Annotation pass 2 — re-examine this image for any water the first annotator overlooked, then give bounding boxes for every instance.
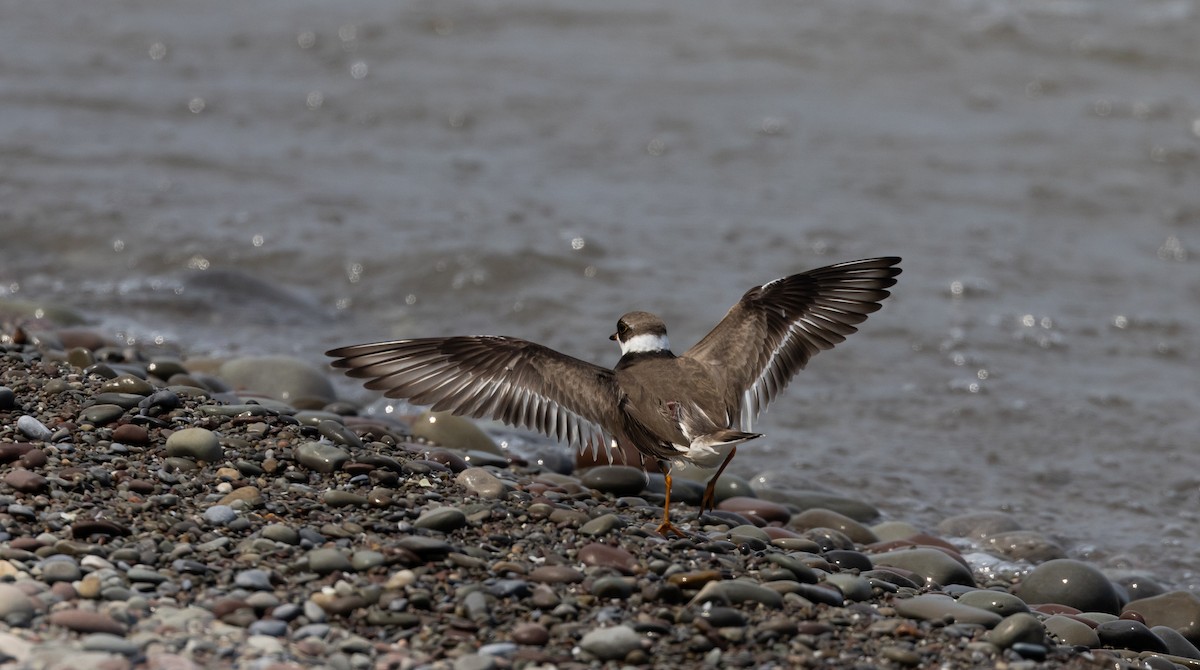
[3,0,1199,586]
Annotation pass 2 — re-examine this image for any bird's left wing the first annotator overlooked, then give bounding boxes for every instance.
[327,337,623,460]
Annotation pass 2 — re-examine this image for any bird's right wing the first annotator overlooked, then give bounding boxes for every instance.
[327,336,623,461]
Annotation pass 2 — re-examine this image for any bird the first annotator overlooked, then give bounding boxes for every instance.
[326,256,901,537]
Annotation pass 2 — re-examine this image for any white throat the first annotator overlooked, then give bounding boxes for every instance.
[619,332,670,355]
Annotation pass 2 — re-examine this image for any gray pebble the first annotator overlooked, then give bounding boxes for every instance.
[590,576,635,599]
[463,450,508,468]
[0,585,36,629]
[248,619,289,637]
[581,465,649,496]
[824,573,873,602]
[318,419,363,449]
[477,642,518,657]
[894,594,1003,627]
[956,590,1030,617]
[78,404,125,425]
[235,569,274,590]
[765,554,819,584]
[453,653,497,670]
[218,356,336,404]
[351,550,386,571]
[203,505,237,526]
[1095,619,1167,653]
[1150,625,1200,658]
[936,511,1023,539]
[580,513,626,537]
[751,487,880,522]
[128,568,169,583]
[579,624,643,661]
[165,427,223,462]
[690,580,783,609]
[1044,614,1100,648]
[294,441,350,473]
[16,415,52,441]
[40,558,82,583]
[80,633,140,655]
[456,467,507,499]
[308,548,354,574]
[414,506,468,532]
[411,411,502,454]
[983,530,1066,563]
[99,374,155,396]
[1014,559,1120,614]
[986,612,1047,649]
[871,548,975,588]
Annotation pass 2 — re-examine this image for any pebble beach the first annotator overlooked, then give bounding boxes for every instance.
[1,320,1198,670]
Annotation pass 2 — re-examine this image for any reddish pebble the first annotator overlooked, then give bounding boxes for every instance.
[511,622,550,645]
[48,609,126,635]
[111,423,149,445]
[717,496,791,524]
[19,448,47,468]
[577,543,639,575]
[529,566,585,584]
[3,469,48,493]
[762,526,802,540]
[0,443,34,463]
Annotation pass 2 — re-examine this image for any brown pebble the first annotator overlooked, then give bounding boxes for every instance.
[717,496,791,524]
[210,598,251,618]
[218,486,264,507]
[71,519,132,539]
[19,449,48,468]
[578,542,639,575]
[48,609,126,635]
[0,443,35,463]
[529,565,584,584]
[511,622,550,645]
[667,570,723,589]
[3,469,48,493]
[111,423,149,445]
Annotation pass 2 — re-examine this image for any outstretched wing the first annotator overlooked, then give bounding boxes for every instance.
[682,257,901,428]
[327,337,623,460]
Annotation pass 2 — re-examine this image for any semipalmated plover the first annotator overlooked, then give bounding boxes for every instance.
[327,256,901,536]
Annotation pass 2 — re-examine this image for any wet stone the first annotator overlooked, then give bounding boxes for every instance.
[579,624,643,661]
[1124,591,1200,647]
[308,548,354,574]
[591,576,636,599]
[983,530,1066,563]
[765,553,818,584]
[894,594,1003,627]
[789,508,879,544]
[1015,559,1120,615]
[529,566,585,584]
[294,441,350,473]
[16,416,52,441]
[690,580,783,609]
[78,404,125,425]
[579,512,625,537]
[110,424,149,445]
[753,488,880,522]
[987,612,1047,649]
[1043,614,1101,648]
[414,507,468,532]
[165,427,223,462]
[937,511,1023,540]
[581,466,649,496]
[870,548,974,587]
[4,469,48,493]
[48,609,126,635]
[1095,619,1167,653]
[411,411,501,455]
[318,419,363,449]
[957,590,1030,617]
[456,467,506,499]
[578,542,639,574]
[1150,626,1200,659]
[511,622,549,645]
[100,374,155,396]
[717,496,790,524]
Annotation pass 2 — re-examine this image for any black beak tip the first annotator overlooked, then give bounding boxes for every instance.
[609,333,618,341]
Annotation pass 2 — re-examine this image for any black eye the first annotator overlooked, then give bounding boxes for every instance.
[617,322,628,334]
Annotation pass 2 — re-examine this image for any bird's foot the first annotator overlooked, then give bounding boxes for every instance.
[655,519,693,539]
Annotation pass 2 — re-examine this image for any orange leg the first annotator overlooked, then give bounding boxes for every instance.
[700,445,737,514]
[655,463,689,538]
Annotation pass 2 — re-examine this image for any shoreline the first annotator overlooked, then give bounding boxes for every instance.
[0,323,1198,669]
